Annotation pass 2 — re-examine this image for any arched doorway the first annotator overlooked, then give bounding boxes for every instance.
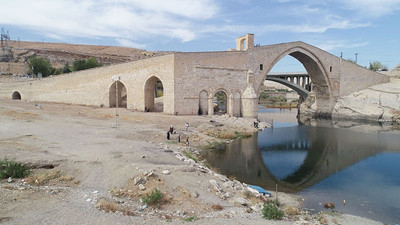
[109,81,127,108]
[144,76,164,112]
[213,90,228,115]
[198,90,208,115]
[12,91,21,100]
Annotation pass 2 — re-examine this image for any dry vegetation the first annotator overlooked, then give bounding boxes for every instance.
[211,204,223,211]
[1,110,41,120]
[25,169,78,186]
[201,127,252,140]
[96,199,135,216]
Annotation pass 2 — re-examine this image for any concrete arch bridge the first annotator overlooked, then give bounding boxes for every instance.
[265,72,311,100]
[1,34,389,119]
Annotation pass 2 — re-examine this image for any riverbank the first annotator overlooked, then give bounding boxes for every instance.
[329,77,400,125]
[0,99,382,224]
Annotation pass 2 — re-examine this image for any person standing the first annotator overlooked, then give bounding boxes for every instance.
[185,122,189,132]
[186,137,189,146]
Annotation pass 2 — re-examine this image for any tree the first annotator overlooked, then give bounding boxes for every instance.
[84,57,101,69]
[62,63,72,73]
[72,58,101,71]
[27,56,52,77]
[72,59,86,71]
[369,61,387,71]
[51,67,63,75]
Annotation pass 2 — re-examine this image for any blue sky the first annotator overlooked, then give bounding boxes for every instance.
[1,0,399,71]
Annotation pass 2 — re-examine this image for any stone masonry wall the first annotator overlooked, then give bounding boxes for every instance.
[173,51,249,115]
[0,54,176,113]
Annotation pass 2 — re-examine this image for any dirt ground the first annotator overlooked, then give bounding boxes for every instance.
[1,41,173,75]
[0,99,383,225]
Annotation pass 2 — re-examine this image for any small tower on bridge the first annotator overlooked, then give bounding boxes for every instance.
[236,33,254,51]
[242,70,258,118]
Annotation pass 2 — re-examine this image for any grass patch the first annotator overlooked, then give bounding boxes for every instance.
[234,131,252,138]
[0,157,30,179]
[183,150,198,163]
[267,198,281,207]
[183,216,196,222]
[217,131,236,139]
[201,140,223,151]
[211,129,252,140]
[142,189,163,207]
[262,202,284,220]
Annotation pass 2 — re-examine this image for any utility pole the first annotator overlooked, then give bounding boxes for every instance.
[355,53,358,64]
[112,76,121,130]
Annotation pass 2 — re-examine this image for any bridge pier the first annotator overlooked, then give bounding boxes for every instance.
[242,70,259,118]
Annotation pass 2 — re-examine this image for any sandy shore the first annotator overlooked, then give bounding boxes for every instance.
[0,99,383,225]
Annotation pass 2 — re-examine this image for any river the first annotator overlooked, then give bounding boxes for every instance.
[203,106,400,224]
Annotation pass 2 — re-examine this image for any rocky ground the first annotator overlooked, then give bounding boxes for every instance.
[0,99,383,225]
[333,76,400,124]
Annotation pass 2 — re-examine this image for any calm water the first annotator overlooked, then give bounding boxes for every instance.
[204,108,400,224]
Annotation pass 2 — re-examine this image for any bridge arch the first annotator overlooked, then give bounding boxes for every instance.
[144,76,164,112]
[198,90,208,115]
[260,46,331,109]
[12,91,21,100]
[109,81,127,108]
[213,89,229,115]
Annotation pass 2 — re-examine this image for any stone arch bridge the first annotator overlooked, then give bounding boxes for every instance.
[0,34,389,118]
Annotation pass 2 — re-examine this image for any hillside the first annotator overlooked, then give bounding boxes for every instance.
[0,41,173,75]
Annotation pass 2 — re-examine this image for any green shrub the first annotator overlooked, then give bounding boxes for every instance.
[183,150,198,163]
[262,203,284,220]
[27,56,52,77]
[234,131,252,139]
[183,216,196,222]
[142,189,163,207]
[268,199,281,207]
[0,157,30,179]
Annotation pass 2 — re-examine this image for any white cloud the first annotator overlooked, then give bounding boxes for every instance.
[314,40,369,51]
[0,0,219,43]
[338,0,400,17]
[262,19,370,33]
[200,14,370,35]
[116,38,146,49]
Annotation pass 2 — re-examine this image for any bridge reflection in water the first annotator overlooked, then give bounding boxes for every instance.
[203,124,400,223]
[203,125,400,193]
